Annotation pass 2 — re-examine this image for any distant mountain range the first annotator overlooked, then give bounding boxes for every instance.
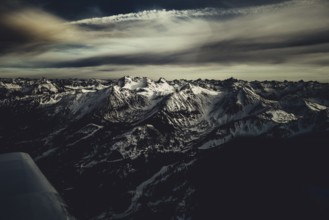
[0,77,328,219]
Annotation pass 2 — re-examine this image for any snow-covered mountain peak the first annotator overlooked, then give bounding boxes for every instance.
[178,83,219,96]
[120,76,146,90]
[117,77,174,98]
[157,77,168,84]
[236,87,263,106]
[32,80,59,94]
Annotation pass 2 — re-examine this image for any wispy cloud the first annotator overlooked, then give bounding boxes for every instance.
[69,0,320,25]
[0,8,82,54]
[61,0,329,67]
[0,0,328,81]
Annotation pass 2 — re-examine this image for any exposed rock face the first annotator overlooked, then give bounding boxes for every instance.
[0,77,328,219]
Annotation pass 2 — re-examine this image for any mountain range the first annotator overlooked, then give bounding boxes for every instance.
[0,77,328,219]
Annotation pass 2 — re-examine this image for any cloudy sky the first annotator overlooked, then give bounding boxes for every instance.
[0,0,328,81]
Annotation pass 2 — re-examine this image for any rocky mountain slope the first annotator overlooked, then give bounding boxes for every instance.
[0,77,328,219]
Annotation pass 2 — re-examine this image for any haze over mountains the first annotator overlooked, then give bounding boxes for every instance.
[0,77,328,219]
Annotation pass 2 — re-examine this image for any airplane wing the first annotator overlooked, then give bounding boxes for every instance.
[0,152,74,220]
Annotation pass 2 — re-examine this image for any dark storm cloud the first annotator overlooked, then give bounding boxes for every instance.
[47,54,173,68]
[192,30,329,64]
[46,38,329,69]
